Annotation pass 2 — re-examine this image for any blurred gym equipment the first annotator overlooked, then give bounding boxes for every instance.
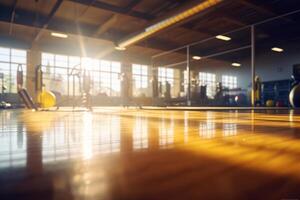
[254,76,262,106]
[289,64,300,108]
[35,65,56,109]
[266,100,275,107]
[17,64,38,110]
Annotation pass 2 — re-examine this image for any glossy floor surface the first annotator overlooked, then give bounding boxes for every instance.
[1,108,300,200]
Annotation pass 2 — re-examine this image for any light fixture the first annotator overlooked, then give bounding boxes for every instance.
[51,32,68,38]
[216,35,231,41]
[192,56,201,60]
[115,46,126,51]
[232,63,241,67]
[271,47,284,52]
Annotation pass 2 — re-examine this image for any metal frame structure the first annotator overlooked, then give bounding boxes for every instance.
[151,8,300,107]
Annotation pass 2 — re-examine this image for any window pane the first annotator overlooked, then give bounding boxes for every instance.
[111,62,121,72]
[69,56,81,68]
[222,75,237,89]
[42,53,54,66]
[0,47,10,62]
[100,60,110,71]
[132,64,140,74]
[141,65,148,75]
[0,47,27,93]
[11,49,26,64]
[55,55,68,67]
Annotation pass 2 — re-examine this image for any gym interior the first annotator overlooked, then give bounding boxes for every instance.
[1,0,300,199]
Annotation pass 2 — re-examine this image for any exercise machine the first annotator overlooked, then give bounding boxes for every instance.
[82,69,92,111]
[35,65,56,109]
[17,64,38,110]
[17,64,56,110]
[67,65,93,110]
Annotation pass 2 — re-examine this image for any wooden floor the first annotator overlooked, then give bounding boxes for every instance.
[1,107,300,200]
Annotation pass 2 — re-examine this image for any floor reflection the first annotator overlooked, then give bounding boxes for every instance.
[0,111,27,169]
[1,108,300,199]
[133,115,148,150]
[199,112,215,139]
[159,114,174,148]
[42,113,121,164]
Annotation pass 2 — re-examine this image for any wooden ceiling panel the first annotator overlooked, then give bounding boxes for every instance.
[55,1,112,25]
[16,0,57,16]
[96,0,132,7]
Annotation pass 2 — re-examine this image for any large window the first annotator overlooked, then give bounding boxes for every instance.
[158,67,174,85]
[222,75,237,89]
[41,53,121,96]
[0,47,27,93]
[100,60,121,96]
[42,53,68,95]
[132,64,148,89]
[132,64,148,97]
[198,72,216,98]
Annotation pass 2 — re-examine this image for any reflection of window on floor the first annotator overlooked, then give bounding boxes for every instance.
[184,112,189,143]
[198,72,216,98]
[159,117,174,148]
[0,115,27,169]
[0,47,27,93]
[222,75,237,89]
[199,122,215,139]
[42,115,120,163]
[132,64,148,97]
[97,115,120,153]
[41,52,121,96]
[223,123,237,137]
[133,117,148,150]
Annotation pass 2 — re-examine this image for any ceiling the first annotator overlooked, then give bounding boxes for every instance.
[0,0,300,65]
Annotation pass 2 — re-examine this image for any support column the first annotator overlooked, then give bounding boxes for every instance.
[26,44,41,99]
[186,46,191,106]
[251,25,256,107]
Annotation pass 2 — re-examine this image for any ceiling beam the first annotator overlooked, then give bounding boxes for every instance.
[93,14,118,37]
[68,0,153,20]
[9,0,18,35]
[238,0,295,24]
[33,0,63,42]
[239,0,275,16]
[93,0,143,37]
[0,4,178,54]
[222,17,247,27]
[69,0,231,44]
[124,0,143,12]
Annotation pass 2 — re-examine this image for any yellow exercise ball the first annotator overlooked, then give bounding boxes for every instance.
[37,90,56,108]
[266,100,275,107]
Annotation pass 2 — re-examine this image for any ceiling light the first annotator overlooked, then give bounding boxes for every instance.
[115,46,126,51]
[232,63,241,67]
[216,35,231,41]
[271,47,284,52]
[192,56,201,60]
[51,32,68,38]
